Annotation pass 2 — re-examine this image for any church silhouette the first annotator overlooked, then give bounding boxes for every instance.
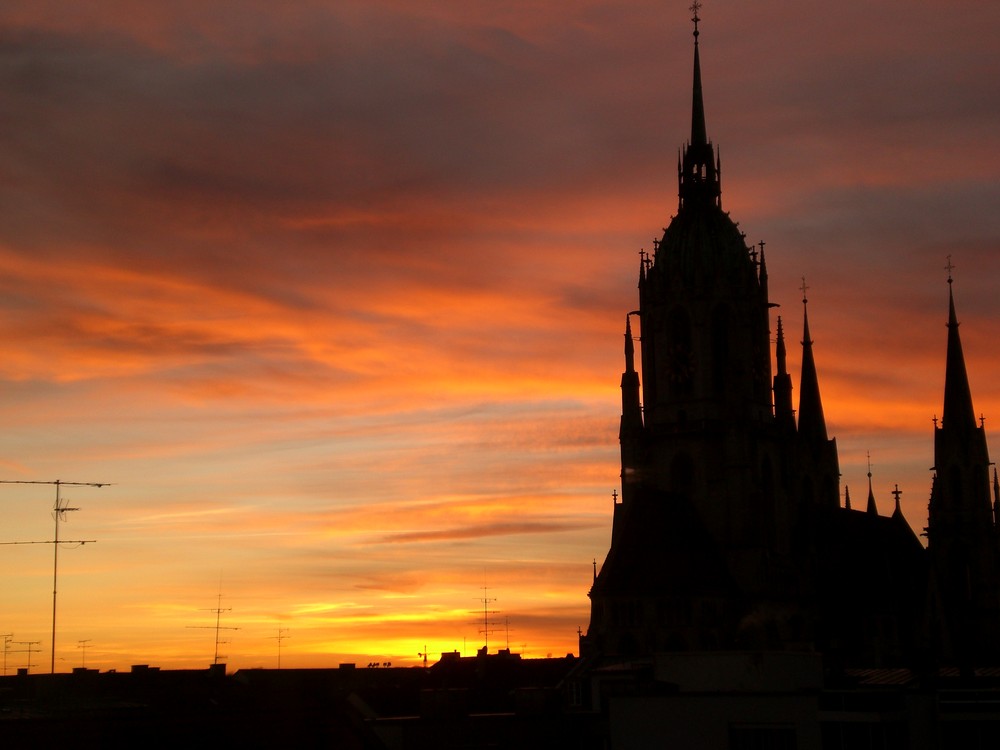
[580,9,1000,674]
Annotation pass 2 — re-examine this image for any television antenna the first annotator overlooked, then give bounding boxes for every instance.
[1,633,12,676]
[13,640,41,673]
[474,586,500,653]
[187,592,240,665]
[418,645,429,669]
[77,639,92,668]
[267,627,290,669]
[0,479,108,673]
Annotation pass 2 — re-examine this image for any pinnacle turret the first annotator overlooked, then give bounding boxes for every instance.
[942,277,977,432]
[690,6,707,148]
[797,284,829,444]
[866,456,878,516]
[773,316,794,431]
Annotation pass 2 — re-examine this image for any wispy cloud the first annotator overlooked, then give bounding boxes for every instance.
[0,1,998,669]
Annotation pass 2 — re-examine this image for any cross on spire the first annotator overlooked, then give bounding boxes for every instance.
[800,276,809,305]
[690,1,702,36]
[945,254,955,285]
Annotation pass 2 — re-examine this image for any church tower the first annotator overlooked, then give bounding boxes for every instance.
[926,270,1000,665]
[585,9,841,658]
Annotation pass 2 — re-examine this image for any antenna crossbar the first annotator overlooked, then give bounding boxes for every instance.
[0,479,110,674]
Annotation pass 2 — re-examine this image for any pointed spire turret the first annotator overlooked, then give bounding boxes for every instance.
[797,280,829,444]
[690,1,707,148]
[619,313,643,461]
[625,314,636,373]
[866,454,878,516]
[993,467,1000,528]
[845,485,852,510]
[942,273,977,432]
[926,258,1000,664]
[773,316,794,431]
[892,484,904,521]
[678,2,720,211]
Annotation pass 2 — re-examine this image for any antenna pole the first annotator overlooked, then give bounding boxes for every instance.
[1,634,12,676]
[474,585,499,653]
[0,479,109,674]
[268,627,290,669]
[77,639,92,668]
[187,592,240,665]
[52,481,63,675]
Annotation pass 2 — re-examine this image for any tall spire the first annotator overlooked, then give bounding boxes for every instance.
[677,1,720,210]
[942,265,976,432]
[690,1,707,147]
[797,279,829,444]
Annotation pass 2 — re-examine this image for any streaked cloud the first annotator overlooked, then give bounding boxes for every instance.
[0,1,997,671]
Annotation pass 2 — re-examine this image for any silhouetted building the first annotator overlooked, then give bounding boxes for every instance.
[581,13,1000,673]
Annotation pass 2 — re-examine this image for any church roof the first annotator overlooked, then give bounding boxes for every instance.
[592,487,738,599]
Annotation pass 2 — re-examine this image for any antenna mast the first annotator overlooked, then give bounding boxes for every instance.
[475,586,500,653]
[267,627,290,669]
[187,592,240,665]
[0,479,108,674]
[13,640,42,673]
[77,639,92,668]
[1,634,12,676]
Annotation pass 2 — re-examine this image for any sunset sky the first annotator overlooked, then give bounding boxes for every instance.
[1,1,999,673]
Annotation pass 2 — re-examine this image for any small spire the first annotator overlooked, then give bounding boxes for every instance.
[776,316,787,375]
[892,484,903,519]
[689,1,707,147]
[845,485,852,510]
[773,315,794,430]
[866,452,878,515]
[993,467,999,527]
[624,315,636,374]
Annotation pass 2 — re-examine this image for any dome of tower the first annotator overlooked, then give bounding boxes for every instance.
[655,203,753,288]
